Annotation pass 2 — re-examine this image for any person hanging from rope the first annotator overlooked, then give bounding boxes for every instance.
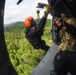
[24,5,51,54]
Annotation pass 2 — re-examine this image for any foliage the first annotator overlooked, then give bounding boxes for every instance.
[4,19,53,75]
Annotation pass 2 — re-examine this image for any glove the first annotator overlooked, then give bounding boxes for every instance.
[44,5,51,14]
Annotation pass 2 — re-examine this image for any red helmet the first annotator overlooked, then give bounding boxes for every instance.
[24,16,33,27]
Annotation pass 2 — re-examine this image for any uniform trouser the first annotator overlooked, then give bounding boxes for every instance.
[54,51,76,75]
[33,40,50,54]
[39,40,50,53]
[40,45,50,54]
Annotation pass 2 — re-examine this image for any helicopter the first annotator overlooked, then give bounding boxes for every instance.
[0,0,76,75]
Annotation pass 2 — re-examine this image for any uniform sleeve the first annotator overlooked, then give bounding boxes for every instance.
[33,17,47,32]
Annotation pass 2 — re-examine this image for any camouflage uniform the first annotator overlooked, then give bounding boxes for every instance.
[58,15,76,51]
[61,14,76,27]
[58,30,75,51]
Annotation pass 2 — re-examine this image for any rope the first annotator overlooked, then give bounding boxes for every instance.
[36,10,40,23]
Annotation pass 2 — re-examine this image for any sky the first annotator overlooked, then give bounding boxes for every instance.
[4,0,52,24]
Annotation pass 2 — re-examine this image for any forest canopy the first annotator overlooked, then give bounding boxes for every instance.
[4,19,53,75]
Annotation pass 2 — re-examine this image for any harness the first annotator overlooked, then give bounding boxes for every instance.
[51,0,76,44]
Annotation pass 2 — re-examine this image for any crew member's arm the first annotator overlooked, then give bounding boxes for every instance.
[34,13,48,31]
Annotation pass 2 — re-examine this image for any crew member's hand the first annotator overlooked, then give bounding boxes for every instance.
[44,5,51,14]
